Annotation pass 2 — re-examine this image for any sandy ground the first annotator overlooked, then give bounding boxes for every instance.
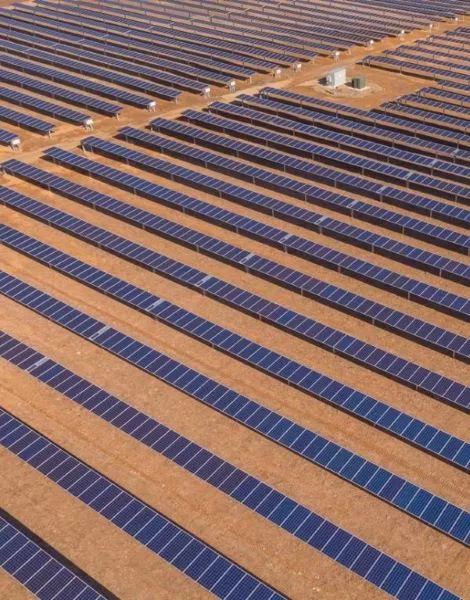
[1,3,469,599]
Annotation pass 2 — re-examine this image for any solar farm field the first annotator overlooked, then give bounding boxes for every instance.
[0,1,469,600]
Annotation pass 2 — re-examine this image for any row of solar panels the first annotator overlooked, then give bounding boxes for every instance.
[0,510,108,600]
[2,244,470,547]
[0,67,121,116]
[379,102,470,135]
[209,99,470,185]
[2,254,470,485]
[0,406,283,600]
[84,129,470,289]
[0,127,19,147]
[119,123,470,257]
[152,0,457,31]
[236,93,470,166]
[37,142,470,321]
[0,338,463,600]
[24,2,285,71]
[2,161,468,366]
[147,114,470,230]
[259,88,470,149]
[360,55,470,83]
[418,87,470,109]
[0,7,255,80]
[46,0,329,55]
[0,13,233,89]
[180,107,470,203]
[0,104,54,135]
[397,93,470,118]
[385,45,470,73]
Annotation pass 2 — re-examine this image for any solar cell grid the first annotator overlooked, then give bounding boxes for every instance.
[3,161,468,365]
[0,407,285,600]
[3,223,468,416]
[0,38,180,101]
[208,100,470,186]
[1,270,469,476]
[0,127,19,146]
[2,330,469,550]
[93,130,470,283]
[149,116,470,230]
[0,86,90,126]
[259,87,470,148]
[0,104,54,135]
[0,68,121,116]
[180,108,470,204]
[0,53,153,109]
[236,94,470,168]
[44,141,470,316]
[0,510,109,600]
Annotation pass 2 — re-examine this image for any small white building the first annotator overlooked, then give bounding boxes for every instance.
[325,67,346,88]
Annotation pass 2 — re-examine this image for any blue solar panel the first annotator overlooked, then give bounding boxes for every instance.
[15,3,279,73]
[0,37,179,101]
[2,162,468,365]
[260,87,470,149]
[86,131,470,286]
[1,234,469,470]
[0,68,121,116]
[0,105,54,135]
[0,86,91,126]
[0,408,284,600]
[0,13,234,88]
[0,53,153,109]
[152,115,470,227]
[0,510,108,600]
[0,7,254,80]
[180,108,470,205]
[0,127,19,146]
[2,330,469,551]
[236,94,470,169]
[208,100,470,187]
[378,102,470,135]
[2,222,468,415]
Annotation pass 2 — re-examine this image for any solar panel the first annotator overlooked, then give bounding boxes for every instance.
[235,94,470,168]
[89,131,470,285]
[46,142,470,315]
[378,102,470,135]
[0,8,254,80]
[3,161,468,364]
[0,407,285,600]
[0,68,121,117]
[2,329,469,550]
[180,108,470,204]
[0,510,108,600]
[0,53,154,109]
[0,14,234,88]
[0,86,91,126]
[208,100,470,185]
[1,271,468,475]
[0,127,19,147]
[260,87,470,148]
[150,116,470,229]
[0,105,54,135]
[119,125,469,256]
[0,38,179,101]
[2,184,469,410]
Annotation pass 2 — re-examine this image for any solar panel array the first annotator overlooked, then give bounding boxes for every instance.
[2,160,468,364]
[0,406,285,600]
[361,26,470,83]
[0,510,109,600]
[1,4,469,597]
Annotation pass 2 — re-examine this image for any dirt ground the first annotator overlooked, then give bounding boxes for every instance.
[1,3,469,600]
